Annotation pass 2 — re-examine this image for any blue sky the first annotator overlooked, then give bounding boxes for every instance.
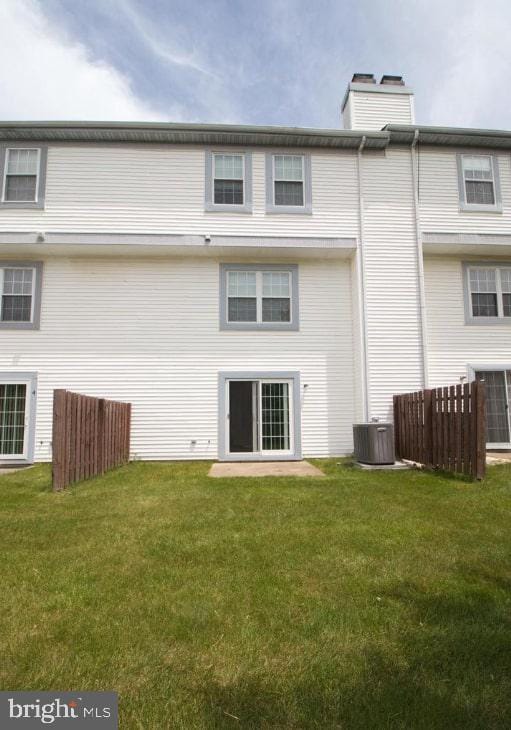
[1,0,511,129]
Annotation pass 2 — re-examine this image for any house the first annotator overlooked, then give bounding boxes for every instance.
[1,72,510,465]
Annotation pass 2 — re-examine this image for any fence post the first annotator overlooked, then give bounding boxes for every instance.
[393,395,400,460]
[97,398,106,475]
[422,389,433,468]
[52,389,67,491]
[474,380,486,480]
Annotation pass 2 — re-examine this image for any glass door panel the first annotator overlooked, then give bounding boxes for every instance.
[261,382,290,452]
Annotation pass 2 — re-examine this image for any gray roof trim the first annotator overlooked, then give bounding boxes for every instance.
[0,231,355,249]
[423,232,511,246]
[0,121,389,150]
[3,120,511,151]
[387,124,511,149]
[341,82,414,112]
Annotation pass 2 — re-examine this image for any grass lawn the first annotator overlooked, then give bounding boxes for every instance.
[1,460,511,729]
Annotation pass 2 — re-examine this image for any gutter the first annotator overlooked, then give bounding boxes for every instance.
[356,135,370,420]
[411,129,429,388]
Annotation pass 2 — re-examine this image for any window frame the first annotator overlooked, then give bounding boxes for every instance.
[0,261,43,330]
[205,150,252,213]
[463,262,511,325]
[219,263,299,331]
[457,153,502,213]
[0,145,48,209]
[265,152,312,214]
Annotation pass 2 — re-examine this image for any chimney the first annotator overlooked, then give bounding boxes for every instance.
[342,73,415,131]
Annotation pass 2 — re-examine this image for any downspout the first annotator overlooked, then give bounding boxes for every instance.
[411,129,429,388]
[356,135,370,421]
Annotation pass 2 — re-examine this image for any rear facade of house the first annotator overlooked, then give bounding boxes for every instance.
[1,73,511,465]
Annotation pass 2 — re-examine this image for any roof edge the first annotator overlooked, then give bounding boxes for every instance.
[0,120,389,149]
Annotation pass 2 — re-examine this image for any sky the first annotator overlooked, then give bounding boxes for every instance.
[1,0,511,130]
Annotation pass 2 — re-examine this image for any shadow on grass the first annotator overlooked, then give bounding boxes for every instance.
[200,577,511,729]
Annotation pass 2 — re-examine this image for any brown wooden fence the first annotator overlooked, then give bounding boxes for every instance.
[52,389,131,491]
[393,380,486,479]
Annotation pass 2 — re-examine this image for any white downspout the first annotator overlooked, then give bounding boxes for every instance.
[356,135,370,421]
[411,129,429,388]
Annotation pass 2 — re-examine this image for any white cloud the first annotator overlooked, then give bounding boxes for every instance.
[0,0,171,121]
[418,2,511,128]
[114,0,220,80]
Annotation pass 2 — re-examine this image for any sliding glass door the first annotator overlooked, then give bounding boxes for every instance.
[227,378,294,457]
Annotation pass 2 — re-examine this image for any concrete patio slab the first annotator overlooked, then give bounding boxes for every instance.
[487,451,511,465]
[209,460,325,478]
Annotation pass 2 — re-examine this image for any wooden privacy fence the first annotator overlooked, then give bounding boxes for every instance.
[393,380,486,479]
[52,389,131,491]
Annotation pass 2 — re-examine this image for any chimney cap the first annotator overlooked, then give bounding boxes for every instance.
[380,75,405,86]
[351,73,376,84]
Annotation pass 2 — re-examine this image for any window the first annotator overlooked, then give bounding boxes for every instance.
[214,154,244,205]
[274,155,304,206]
[265,152,312,214]
[0,262,42,330]
[457,154,501,211]
[465,264,511,323]
[1,147,47,208]
[220,264,299,331]
[205,150,252,212]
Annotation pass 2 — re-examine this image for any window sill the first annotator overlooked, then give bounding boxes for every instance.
[465,317,511,326]
[0,321,39,330]
[459,203,502,213]
[220,322,299,332]
[205,203,252,214]
[265,206,313,215]
[0,201,45,210]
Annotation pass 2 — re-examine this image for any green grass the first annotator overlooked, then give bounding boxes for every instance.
[1,460,511,729]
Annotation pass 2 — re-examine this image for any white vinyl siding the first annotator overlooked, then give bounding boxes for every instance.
[425,257,511,389]
[0,256,355,462]
[343,90,414,131]
[419,148,509,229]
[0,146,356,235]
[359,146,423,420]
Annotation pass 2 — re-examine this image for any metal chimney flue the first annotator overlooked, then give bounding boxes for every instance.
[380,75,405,86]
[351,73,376,84]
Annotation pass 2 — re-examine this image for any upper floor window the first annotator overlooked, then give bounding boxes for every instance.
[219,264,299,331]
[0,262,43,330]
[457,154,501,212]
[0,146,47,209]
[265,153,312,214]
[465,264,511,323]
[205,150,252,213]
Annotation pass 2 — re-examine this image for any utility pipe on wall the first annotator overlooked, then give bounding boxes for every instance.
[410,129,430,388]
[356,135,370,421]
